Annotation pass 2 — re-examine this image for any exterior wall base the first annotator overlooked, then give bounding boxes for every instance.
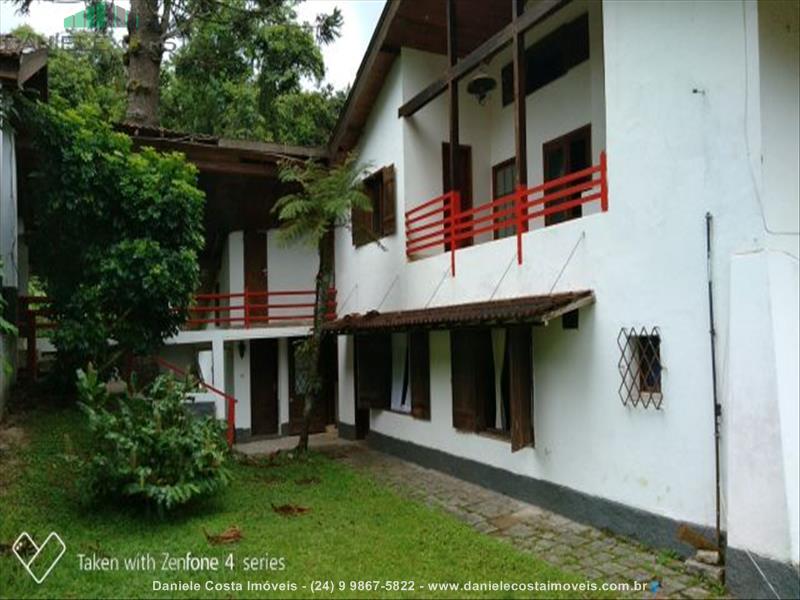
[726,547,800,600]
[367,431,712,559]
[338,421,357,441]
[235,428,252,443]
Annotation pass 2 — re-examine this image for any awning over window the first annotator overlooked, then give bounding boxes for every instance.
[323,290,595,335]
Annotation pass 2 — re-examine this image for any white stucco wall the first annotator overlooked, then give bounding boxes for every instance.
[725,251,799,564]
[334,0,799,560]
[722,0,800,567]
[266,230,318,319]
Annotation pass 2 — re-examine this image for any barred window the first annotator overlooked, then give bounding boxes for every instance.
[618,327,663,409]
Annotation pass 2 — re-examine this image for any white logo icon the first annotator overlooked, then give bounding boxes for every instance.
[12,531,66,584]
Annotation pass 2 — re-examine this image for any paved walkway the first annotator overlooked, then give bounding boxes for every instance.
[329,444,722,599]
[238,437,723,599]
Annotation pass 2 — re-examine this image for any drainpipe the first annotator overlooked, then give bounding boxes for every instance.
[705,212,722,550]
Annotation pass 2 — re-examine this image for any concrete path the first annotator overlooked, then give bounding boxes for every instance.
[240,437,723,599]
[236,429,350,454]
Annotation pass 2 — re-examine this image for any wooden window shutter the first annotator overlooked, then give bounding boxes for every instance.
[450,329,487,431]
[409,331,430,420]
[381,165,396,236]
[507,325,534,451]
[351,205,371,247]
[355,334,392,410]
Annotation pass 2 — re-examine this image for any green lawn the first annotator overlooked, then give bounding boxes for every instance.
[1,406,610,598]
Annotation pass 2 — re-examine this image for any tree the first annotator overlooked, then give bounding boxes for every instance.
[23,101,205,378]
[273,155,370,451]
[160,0,343,144]
[14,0,343,128]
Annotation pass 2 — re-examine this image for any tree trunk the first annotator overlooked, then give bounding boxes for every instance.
[297,233,334,452]
[125,0,163,126]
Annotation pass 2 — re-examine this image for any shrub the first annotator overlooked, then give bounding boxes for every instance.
[72,367,231,511]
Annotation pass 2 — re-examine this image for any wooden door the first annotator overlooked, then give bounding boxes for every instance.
[244,231,267,324]
[250,339,278,435]
[442,143,473,248]
[542,125,591,226]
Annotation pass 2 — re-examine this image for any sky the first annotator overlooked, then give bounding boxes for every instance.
[0,0,385,90]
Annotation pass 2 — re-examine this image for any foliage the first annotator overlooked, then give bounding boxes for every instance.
[23,101,205,376]
[273,154,371,246]
[270,85,347,146]
[160,0,344,144]
[2,407,609,598]
[13,1,345,144]
[71,366,230,511]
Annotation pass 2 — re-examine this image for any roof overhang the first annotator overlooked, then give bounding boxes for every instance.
[0,36,48,99]
[116,123,327,178]
[323,291,595,335]
[328,0,516,157]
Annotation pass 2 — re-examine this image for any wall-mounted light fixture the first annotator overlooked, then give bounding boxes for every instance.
[238,340,246,359]
[466,68,497,105]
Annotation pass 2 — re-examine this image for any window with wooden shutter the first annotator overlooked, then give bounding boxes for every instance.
[355,333,392,409]
[381,165,396,236]
[507,325,534,451]
[409,331,430,420]
[450,329,494,431]
[352,164,397,246]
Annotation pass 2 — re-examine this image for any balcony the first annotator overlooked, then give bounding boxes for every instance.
[405,152,607,275]
[184,288,337,329]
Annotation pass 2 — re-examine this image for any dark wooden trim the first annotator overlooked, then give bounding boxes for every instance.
[16,48,48,86]
[329,0,402,155]
[447,0,459,203]
[398,0,570,118]
[512,0,528,189]
[508,325,534,451]
[442,143,473,247]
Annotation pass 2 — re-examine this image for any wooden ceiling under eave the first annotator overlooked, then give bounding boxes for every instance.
[329,0,512,157]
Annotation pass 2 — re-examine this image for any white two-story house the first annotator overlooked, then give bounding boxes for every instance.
[322,1,799,598]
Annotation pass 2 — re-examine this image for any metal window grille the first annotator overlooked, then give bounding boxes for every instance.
[617,327,663,409]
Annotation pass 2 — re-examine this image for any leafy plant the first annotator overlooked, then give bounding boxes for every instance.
[71,366,230,511]
[22,100,205,379]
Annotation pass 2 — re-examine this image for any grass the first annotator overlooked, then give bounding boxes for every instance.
[0,405,611,599]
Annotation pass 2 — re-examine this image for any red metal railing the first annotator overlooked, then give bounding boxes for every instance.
[185,288,337,329]
[405,151,608,275]
[153,356,237,447]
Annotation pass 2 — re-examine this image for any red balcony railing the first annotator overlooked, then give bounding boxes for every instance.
[185,288,337,329]
[405,151,608,275]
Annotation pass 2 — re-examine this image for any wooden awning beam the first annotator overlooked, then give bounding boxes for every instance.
[398,0,569,118]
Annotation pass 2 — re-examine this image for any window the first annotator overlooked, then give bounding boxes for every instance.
[501,13,590,106]
[352,165,396,246]
[450,327,534,451]
[617,327,663,409]
[355,333,392,409]
[492,158,517,239]
[356,331,430,420]
[542,125,591,226]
